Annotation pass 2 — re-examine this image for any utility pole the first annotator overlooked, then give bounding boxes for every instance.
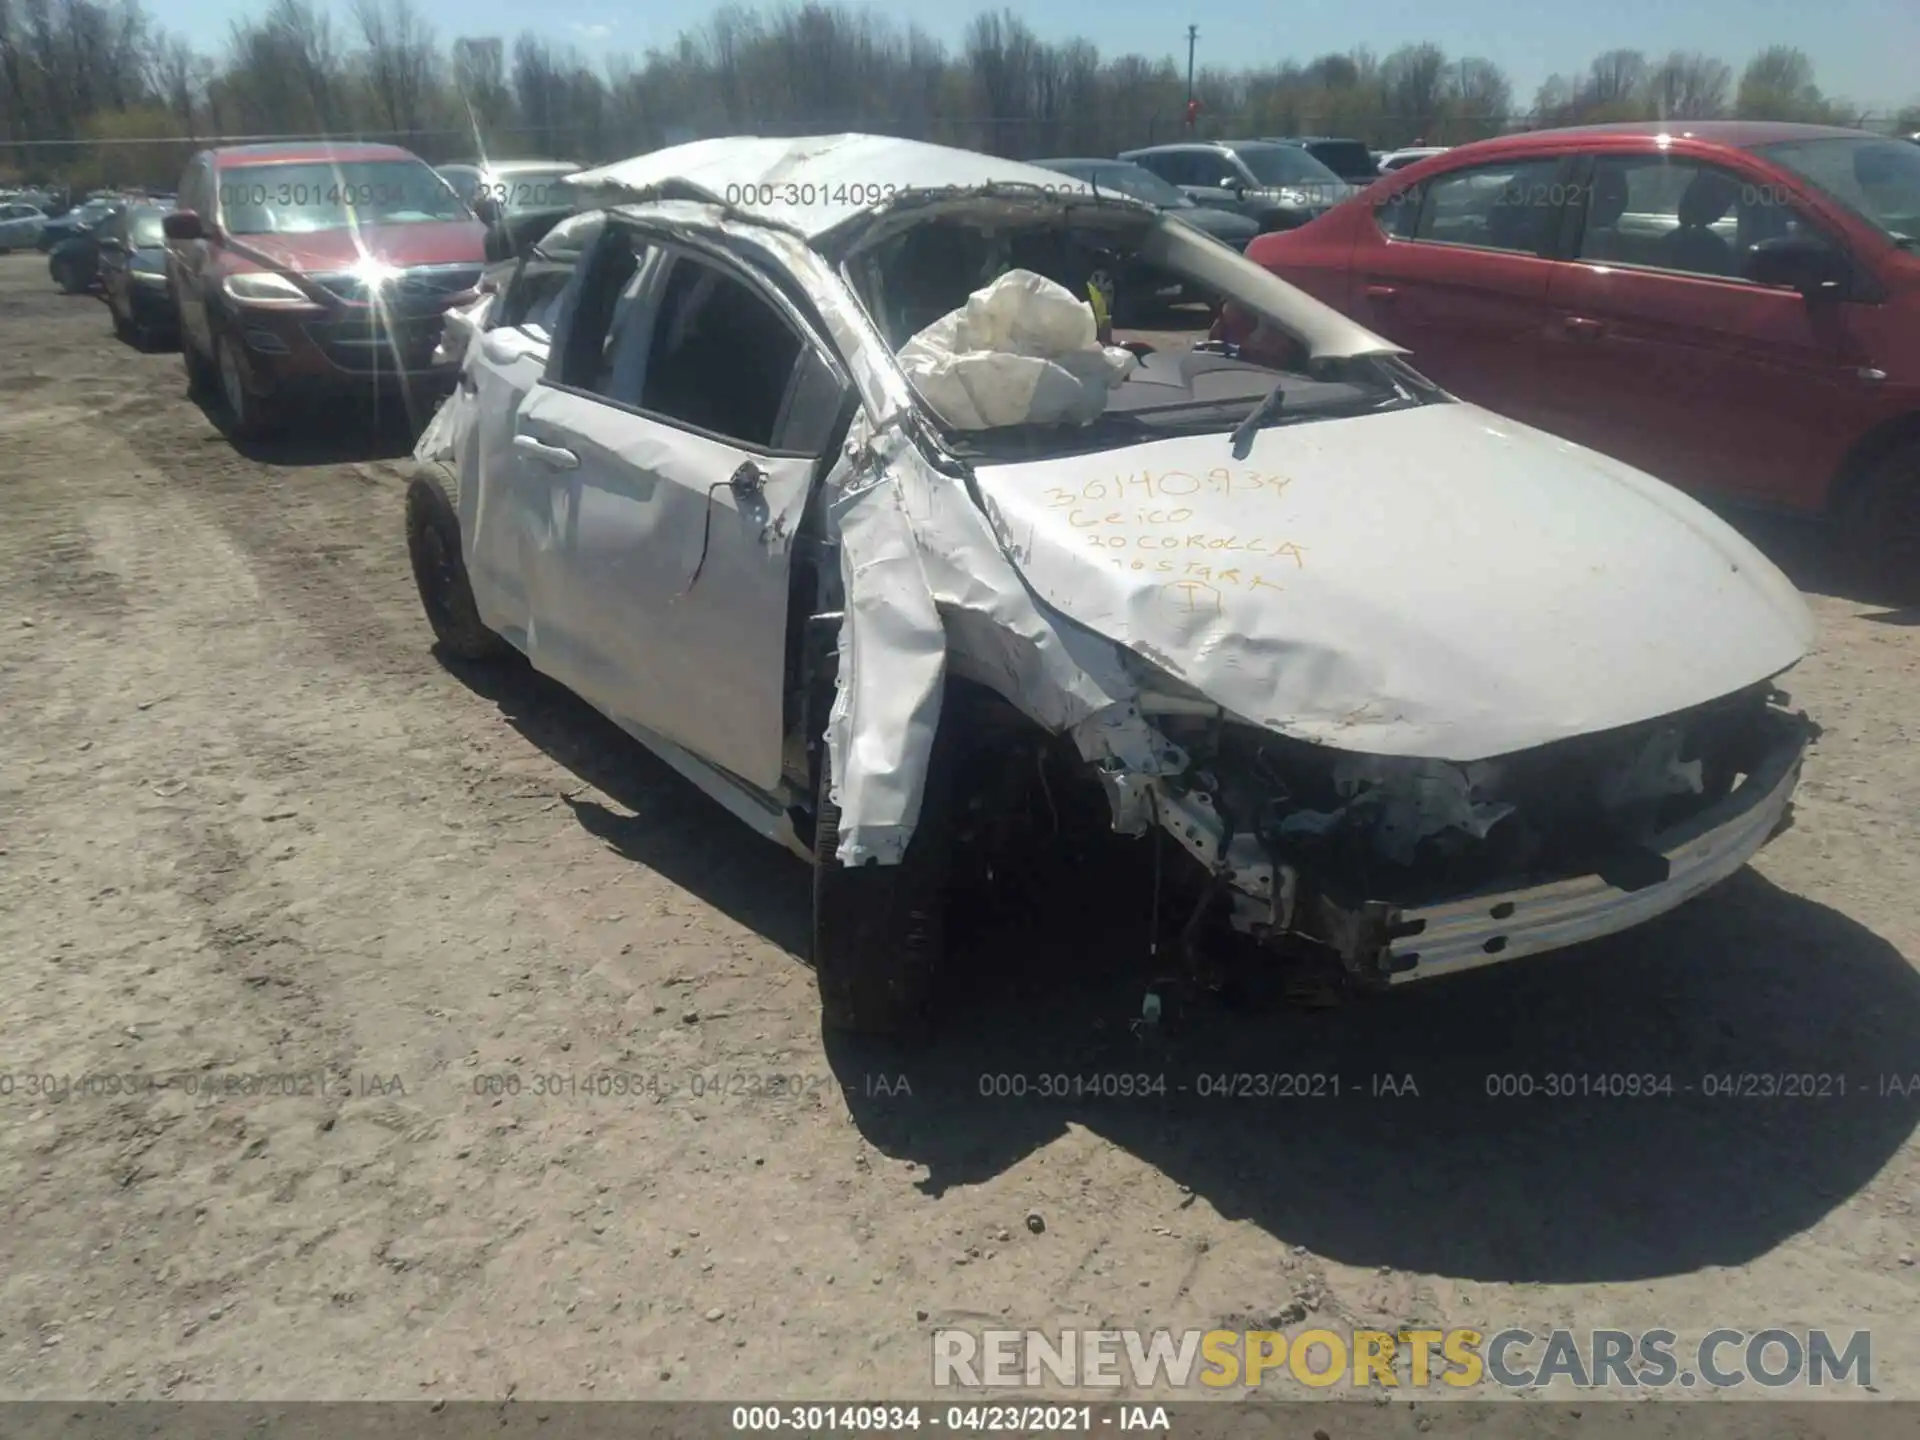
[1184,25,1200,127]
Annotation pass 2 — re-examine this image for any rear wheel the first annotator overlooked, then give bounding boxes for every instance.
[53,254,90,294]
[1838,440,1920,602]
[405,463,509,661]
[810,728,955,1038]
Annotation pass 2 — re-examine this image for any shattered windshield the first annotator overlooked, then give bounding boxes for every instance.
[854,213,1422,460]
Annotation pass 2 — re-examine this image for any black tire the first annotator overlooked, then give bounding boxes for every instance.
[811,725,956,1038]
[215,327,280,439]
[1838,440,1920,602]
[405,463,509,661]
[54,257,90,294]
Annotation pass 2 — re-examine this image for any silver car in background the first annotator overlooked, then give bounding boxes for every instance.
[0,200,46,251]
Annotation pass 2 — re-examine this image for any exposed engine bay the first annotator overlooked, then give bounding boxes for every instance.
[948,677,1814,1002]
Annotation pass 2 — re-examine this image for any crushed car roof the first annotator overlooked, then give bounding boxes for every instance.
[567,133,1101,241]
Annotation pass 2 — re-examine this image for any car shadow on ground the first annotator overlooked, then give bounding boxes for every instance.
[1725,506,1917,617]
[825,850,1920,1284]
[431,624,1918,1289]
[111,320,179,354]
[437,648,812,955]
[187,385,425,465]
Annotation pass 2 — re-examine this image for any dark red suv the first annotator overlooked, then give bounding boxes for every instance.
[163,142,487,437]
[1229,122,1920,582]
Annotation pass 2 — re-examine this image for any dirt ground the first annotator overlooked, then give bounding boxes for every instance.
[1,251,1916,1411]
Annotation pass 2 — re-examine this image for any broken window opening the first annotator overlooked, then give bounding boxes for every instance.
[641,254,805,449]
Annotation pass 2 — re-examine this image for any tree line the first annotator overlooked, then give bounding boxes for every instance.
[2,0,1916,191]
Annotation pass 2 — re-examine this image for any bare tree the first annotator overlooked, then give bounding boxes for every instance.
[149,29,200,134]
[1451,57,1512,140]
[354,0,437,135]
[0,0,39,148]
[11,2,1904,192]
[221,0,344,132]
[1646,51,1731,119]
[1378,42,1447,142]
[1584,49,1649,110]
[449,36,512,141]
[1737,45,1839,122]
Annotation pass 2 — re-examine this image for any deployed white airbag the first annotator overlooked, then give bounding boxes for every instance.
[896,269,1136,430]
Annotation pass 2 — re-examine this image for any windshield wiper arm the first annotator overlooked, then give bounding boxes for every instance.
[1228,379,1287,460]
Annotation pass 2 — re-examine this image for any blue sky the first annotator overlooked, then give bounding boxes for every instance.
[145,0,1919,113]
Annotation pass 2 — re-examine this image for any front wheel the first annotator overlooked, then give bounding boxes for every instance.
[1838,440,1920,602]
[54,256,90,294]
[811,729,955,1038]
[216,328,280,439]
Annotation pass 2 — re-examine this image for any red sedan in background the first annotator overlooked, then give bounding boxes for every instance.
[163,141,487,438]
[1228,122,1920,584]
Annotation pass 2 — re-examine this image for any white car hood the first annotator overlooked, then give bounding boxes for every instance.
[972,401,1815,762]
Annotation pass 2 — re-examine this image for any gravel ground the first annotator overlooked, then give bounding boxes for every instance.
[0,254,1915,1415]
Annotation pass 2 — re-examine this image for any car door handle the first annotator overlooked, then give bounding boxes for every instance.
[1561,316,1606,339]
[1364,283,1398,301]
[512,434,579,470]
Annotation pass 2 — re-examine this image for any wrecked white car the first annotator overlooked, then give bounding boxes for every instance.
[405,133,1819,1036]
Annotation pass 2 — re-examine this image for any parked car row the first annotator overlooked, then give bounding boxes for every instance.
[100,199,182,348]
[37,123,1917,595]
[30,143,580,436]
[1020,136,1392,316]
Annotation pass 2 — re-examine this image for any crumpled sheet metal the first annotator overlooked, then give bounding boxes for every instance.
[570,134,1095,243]
[414,376,464,464]
[821,413,1189,865]
[415,292,496,465]
[431,289,495,370]
[970,406,1813,764]
[716,223,1178,864]
[1276,755,1516,869]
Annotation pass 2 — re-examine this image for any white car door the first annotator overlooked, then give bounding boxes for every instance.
[458,242,602,641]
[509,230,850,792]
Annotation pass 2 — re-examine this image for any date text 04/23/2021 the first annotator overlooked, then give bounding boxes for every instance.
[464,1070,915,1101]
[728,1405,1168,1433]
